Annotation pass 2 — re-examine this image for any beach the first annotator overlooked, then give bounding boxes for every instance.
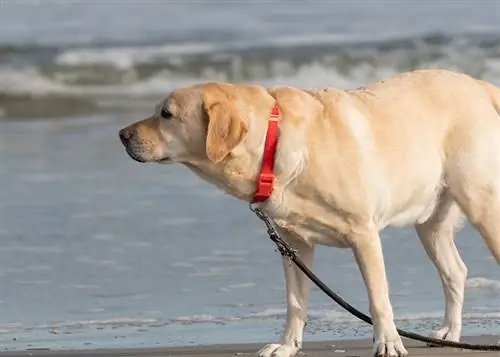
[2,336,500,357]
[1,0,500,353]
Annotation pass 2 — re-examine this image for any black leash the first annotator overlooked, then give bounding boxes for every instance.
[249,204,500,351]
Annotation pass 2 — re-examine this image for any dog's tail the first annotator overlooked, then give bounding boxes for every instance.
[478,79,500,111]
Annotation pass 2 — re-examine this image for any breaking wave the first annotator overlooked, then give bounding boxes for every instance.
[466,277,500,290]
[2,32,500,118]
[4,307,499,333]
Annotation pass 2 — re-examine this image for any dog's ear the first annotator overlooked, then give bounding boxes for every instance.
[202,85,249,163]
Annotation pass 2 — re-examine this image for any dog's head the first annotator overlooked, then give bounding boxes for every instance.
[119,83,273,166]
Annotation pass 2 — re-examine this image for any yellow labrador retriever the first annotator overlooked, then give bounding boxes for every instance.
[118,69,500,357]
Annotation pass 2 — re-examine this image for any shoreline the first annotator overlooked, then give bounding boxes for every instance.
[1,335,498,357]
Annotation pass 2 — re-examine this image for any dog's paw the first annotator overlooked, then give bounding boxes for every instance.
[373,340,408,357]
[373,330,408,357]
[427,327,460,347]
[257,343,299,357]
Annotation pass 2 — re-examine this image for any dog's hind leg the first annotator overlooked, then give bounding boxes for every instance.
[451,183,500,265]
[448,175,500,344]
[257,230,315,357]
[444,107,500,264]
[443,115,500,343]
[415,189,466,343]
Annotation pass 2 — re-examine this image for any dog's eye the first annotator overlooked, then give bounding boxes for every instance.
[160,108,173,119]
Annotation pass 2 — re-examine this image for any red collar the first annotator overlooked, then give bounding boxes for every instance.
[251,104,281,203]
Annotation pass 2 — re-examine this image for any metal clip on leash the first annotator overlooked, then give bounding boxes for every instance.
[249,203,500,351]
[249,203,297,260]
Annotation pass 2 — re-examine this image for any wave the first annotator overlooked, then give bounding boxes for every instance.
[466,277,500,290]
[165,307,500,327]
[0,317,160,334]
[1,31,500,118]
[2,307,499,335]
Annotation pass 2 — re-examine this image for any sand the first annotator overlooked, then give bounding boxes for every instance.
[1,335,499,357]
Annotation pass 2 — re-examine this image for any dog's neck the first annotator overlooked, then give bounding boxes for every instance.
[182,114,275,202]
[181,99,309,214]
[182,152,262,202]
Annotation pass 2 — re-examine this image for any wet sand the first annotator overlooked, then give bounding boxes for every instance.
[2,336,499,357]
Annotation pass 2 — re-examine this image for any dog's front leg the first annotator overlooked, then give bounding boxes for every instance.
[257,232,315,357]
[352,232,408,357]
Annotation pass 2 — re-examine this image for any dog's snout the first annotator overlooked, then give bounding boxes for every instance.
[119,128,134,144]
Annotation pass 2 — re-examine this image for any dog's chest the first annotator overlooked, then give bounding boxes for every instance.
[271,212,352,248]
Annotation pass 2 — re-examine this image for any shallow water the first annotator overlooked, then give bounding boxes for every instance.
[1,0,500,352]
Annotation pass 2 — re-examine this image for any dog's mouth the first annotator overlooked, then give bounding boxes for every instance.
[155,157,172,164]
[125,148,147,163]
[123,145,171,164]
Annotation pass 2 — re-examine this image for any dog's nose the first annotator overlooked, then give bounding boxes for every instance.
[119,128,133,144]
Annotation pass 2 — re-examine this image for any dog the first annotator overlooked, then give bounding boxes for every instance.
[118,69,500,357]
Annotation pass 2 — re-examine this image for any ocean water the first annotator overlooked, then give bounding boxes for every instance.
[1,0,500,352]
